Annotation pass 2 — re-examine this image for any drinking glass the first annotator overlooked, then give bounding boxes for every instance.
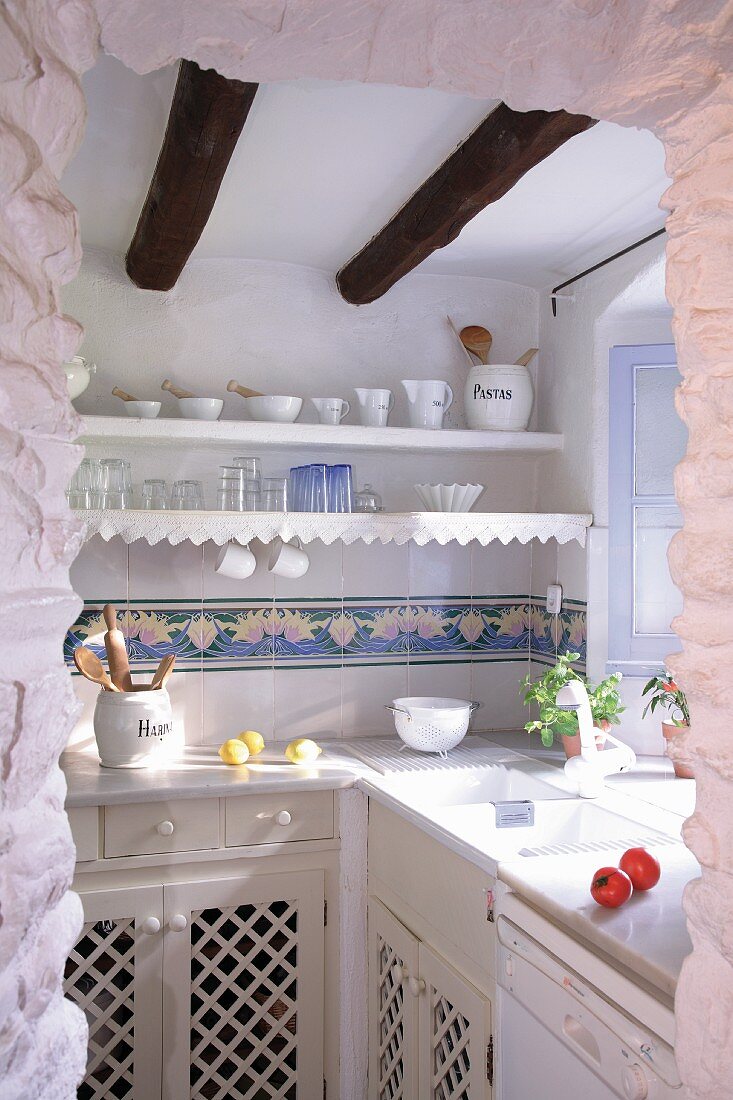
[304,464,327,512]
[98,458,132,509]
[141,479,169,509]
[67,458,101,508]
[261,477,288,512]
[326,464,354,512]
[233,457,262,480]
[289,467,306,512]
[171,480,205,510]
[218,467,260,510]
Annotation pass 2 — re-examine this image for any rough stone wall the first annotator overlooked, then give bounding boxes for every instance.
[1,0,730,1096]
[0,2,98,1097]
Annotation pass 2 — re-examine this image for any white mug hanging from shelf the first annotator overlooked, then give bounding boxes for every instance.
[215,540,257,579]
[268,537,309,579]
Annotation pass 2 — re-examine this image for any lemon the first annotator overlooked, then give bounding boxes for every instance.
[284,738,322,765]
[218,739,250,766]
[238,730,265,756]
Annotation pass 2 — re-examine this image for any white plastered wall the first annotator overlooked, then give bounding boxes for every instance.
[2,2,732,1098]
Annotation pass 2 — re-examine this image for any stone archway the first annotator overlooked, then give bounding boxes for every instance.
[1,3,730,1097]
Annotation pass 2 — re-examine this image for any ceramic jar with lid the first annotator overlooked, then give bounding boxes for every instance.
[62,356,96,401]
[464,363,533,431]
[94,688,174,768]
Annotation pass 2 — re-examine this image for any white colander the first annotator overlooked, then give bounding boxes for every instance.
[385,697,480,756]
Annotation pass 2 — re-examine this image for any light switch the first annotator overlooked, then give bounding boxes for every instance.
[546,583,563,614]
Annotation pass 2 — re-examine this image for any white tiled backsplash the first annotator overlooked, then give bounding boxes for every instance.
[66,536,587,749]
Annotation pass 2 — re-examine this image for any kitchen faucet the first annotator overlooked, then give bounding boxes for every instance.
[555,680,636,798]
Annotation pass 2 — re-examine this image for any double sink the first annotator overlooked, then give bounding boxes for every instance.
[367,759,675,863]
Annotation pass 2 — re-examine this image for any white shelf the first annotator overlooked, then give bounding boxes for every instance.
[77,415,563,456]
[75,509,592,548]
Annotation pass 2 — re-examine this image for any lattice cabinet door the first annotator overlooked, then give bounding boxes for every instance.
[368,899,419,1100]
[418,942,493,1100]
[162,869,325,1100]
[64,884,164,1100]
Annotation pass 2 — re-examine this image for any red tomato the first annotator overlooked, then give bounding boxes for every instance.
[590,866,633,908]
[619,847,661,891]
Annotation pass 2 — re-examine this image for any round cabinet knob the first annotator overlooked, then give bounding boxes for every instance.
[622,1065,649,1100]
[169,914,188,933]
[391,963,407,987]
[156,820,175,837]
[275,810,292,826]
[408,977,426,997]
[140,917,161,936]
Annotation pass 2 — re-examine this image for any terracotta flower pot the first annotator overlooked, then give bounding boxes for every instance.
[662,720,694,779]
[561,720,609,759]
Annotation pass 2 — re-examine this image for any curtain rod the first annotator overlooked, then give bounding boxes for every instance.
[550,227,666,316]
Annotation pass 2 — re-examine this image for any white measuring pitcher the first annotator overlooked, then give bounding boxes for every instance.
[401,379,453,430]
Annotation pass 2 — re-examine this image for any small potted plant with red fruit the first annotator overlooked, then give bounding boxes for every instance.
[642,671,693,779]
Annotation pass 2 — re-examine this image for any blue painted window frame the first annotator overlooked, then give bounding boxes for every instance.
[608,343,681,672]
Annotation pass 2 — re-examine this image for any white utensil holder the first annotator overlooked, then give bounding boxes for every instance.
[94,688,174,768]
[464,363,534,430]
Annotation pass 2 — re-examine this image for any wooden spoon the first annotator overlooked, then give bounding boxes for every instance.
[161,378,196,399]
[73,647,120,692]
[515,348,539,367]
[460,325,493,365]
[103,604,134,692]
[112,386,140,402]
[227,380,265,399]
[150,654,176,691]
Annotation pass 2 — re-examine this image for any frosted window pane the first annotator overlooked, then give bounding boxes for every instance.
[634,365,687,495]
[634,506,682,634]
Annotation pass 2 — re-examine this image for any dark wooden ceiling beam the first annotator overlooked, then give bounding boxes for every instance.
[126,61,258,291]
[337,103,597,305]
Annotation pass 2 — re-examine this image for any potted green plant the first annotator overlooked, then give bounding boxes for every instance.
[642,671,693,778]
[521,653,624,757]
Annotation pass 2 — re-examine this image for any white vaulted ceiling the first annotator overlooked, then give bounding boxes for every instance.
[62,53,670,289]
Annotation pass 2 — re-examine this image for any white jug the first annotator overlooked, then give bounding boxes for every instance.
[354,388,394,427]
[401,379,453,430]
[311,397,350,425]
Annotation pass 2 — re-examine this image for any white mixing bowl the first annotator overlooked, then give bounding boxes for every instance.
[124,400,161,419]
[244,395,302,423]
[177,397,223,421]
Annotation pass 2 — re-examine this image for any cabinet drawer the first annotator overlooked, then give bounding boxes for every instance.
[225,791,334,847]
[68,806,98,862]
[104,798,219,857]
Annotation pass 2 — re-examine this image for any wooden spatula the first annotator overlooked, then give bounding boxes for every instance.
[73,647,120,691]
[161,378,196,399]
[460,325,493,365]
[150,654,176,690]
[515,348,539,367]
[227,380,265,398]
[103,604,133,692]
[446,317,475,366]
[112,386,140,402]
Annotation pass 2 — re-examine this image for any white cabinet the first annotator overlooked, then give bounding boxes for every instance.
[65,796,334,1099]
[369,899,493,1100]
[63,884,163,1100]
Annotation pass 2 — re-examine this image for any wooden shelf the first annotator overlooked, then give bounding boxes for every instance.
[77,415,563,456]
[75,509,592,548]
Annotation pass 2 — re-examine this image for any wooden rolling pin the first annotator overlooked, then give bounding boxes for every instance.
[112,386,140,402]
[227,380,265,398]
[102,604,133,692]
[161,378,196,399]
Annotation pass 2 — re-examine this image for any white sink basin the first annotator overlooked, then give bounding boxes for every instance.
[376,762,567,808]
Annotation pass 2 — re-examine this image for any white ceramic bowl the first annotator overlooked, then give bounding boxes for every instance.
[177,397,223,421]
[244,395,303,423]
[124,400,161,419]
[414,483,484,512]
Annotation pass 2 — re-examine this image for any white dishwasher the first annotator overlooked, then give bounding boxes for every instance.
[496,893,683,1099]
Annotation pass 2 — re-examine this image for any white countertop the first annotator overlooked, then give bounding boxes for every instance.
[62,735,697,996]
[497,844,698,1000]
[61,743,365,807]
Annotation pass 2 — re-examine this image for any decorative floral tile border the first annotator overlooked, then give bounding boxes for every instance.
[65,597,587,671]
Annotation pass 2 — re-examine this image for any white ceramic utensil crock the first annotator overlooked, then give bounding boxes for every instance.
[94,688,173,768]
[464,363,533,431]
[63,356,96,401]
[354,388,394,427]
[401,379,453,429]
